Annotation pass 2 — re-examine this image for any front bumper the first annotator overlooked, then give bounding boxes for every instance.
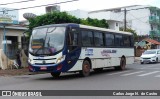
[140,57,157,63]
[28,61,68,72]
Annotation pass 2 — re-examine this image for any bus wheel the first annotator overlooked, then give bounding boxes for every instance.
[115,57,126,70]
[120,57,126,70]
[80,60,91,77]
[51,72,61,78]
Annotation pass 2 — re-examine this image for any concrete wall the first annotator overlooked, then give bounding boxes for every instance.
[67,9,88,19]
[89,11,123,22]
[107,20,120,31]
[125,8,151,35]
[0,49,28,69]
[0,32,3,49]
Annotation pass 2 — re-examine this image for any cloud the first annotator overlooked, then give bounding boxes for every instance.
[61,0,160,11]
[1,0,159,20]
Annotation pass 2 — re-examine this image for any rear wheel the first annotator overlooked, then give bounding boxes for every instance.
[141,62,144,64]
[80,60,91,77]
[51,72,61,78]
[115,57,126,70]
[156,58,158,63]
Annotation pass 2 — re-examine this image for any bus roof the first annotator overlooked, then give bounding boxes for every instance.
[34,23,132,35]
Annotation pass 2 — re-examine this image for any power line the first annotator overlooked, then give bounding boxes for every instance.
[0,0,37,6]
[128,12,149,24]
[128,16,150,21]
[0,0,79,12]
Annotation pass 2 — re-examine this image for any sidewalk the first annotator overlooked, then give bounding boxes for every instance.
[134,57,140,63]
[0,67,29,76]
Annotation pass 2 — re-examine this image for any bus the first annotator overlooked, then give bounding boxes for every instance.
[28,23,134,78]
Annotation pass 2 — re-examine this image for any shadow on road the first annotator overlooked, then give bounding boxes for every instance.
[35,67,132,81]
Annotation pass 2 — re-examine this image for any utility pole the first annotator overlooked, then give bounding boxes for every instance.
[124,8,127,31]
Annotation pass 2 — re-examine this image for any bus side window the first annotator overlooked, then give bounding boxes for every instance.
[130,36,134,47]
[68,28,78,51]
[81,30,94,46]
[94,32,104,46]
[105,33,114,47]
[115,34,123,47]
[123,35,130,47]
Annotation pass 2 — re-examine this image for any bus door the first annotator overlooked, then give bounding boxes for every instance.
[66,27,81,68]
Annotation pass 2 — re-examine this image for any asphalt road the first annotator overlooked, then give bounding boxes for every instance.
[1,62,160,99]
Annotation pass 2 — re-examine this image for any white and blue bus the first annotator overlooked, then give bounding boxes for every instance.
[28,23,134,77]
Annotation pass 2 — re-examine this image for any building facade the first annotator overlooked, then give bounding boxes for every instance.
[89,5,160,36]
[67,9,120,31]
[67,5,160,39]
[0,25,27,69]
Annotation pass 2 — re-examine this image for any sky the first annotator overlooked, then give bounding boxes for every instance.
[0,0,160,21]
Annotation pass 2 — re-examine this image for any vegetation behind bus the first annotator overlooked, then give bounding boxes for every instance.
[28,12,109,38]
[120,27,138,41]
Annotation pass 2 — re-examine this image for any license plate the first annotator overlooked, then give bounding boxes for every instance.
[143,60,150,62]
[40,67,47,70]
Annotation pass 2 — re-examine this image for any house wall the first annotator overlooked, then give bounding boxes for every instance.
[125,7,151,35]
[67,9,88,19]
[89,11,122,21]
[89,5,152,35]
[0,29,24,49]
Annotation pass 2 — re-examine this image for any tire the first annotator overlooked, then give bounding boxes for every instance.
[115,57,126,70]
[141,62,144,64]
[156,58,158,63]
[80,60,91,77]
[51,72,61,78]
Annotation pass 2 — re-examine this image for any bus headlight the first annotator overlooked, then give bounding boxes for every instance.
[28,58,32,63]
[56,55,65,63]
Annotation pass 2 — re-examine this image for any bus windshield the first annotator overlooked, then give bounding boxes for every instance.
[29,27,66,55]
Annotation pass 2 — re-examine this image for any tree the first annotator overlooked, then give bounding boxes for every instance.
[120,27,138,41]
[28,12,108,37]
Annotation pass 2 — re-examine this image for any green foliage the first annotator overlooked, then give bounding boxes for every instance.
[28,12,108,37]
[81,18,108,28]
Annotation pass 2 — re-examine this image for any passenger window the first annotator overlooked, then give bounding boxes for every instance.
[105,33,114,47]
[123,35,130,47]
[115,34,123,46]
[94,32,104,46]
[81,31,94,46]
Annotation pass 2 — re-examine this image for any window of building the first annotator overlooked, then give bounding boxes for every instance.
[151,25,153,30]
[116,23,119,27]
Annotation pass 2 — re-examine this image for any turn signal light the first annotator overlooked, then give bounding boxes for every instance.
[57,64,62,71]
[28,66,33,71]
